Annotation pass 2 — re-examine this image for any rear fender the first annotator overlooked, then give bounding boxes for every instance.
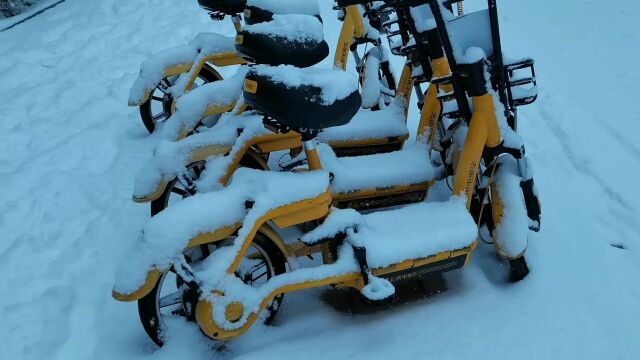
[132,143,233,203]
[129,62,193,107]
[129,50,241,107]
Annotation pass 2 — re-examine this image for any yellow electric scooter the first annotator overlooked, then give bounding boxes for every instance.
[114,65,478,346]
[134,3,448,216]
[131,1,403,134]
[113,0,541,346]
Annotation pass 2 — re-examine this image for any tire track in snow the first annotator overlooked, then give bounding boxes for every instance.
[536,92,640,239]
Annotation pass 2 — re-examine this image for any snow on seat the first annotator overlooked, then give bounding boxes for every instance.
[303,198,478,269]
[133,104,407,201]
[244,65,360,130]
[244,0,322,25]
[319,101,408,144]
[238,14,329,68]
[133,112,271,201]
[244,0,321,25]
[247,0,320,17]
[317,141,440,194]
[115,168,331,295]
[350,199,477,268]
[128,33,236,106]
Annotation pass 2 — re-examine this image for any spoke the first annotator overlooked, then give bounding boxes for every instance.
[152,96,164,101]
[193,166,203,177]
[251,270,269,282]
[246,261,266,275]
[242,261,268,283]
[153,113,166,122]
[159,291,182,308]
[157,86,169,95]
[176,177,196,196]
[171,187,188,197]
[162,78,173,88]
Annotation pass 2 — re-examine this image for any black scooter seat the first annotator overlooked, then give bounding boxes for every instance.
[243,66,361,131]
[236,15,329,68]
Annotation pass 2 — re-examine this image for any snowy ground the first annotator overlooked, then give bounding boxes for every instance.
[1,0,639,359]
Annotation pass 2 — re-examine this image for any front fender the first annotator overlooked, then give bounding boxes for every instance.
[129,62,193,107]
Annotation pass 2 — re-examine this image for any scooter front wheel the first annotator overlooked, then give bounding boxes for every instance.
[139,63,223,133]
[489,157,531,282]
[136,234,287,347]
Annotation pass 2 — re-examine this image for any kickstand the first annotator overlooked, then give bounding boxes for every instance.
[352,245,371,285]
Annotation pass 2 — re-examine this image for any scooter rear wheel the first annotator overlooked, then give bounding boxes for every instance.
[137,233,287,347]
[139,63,223,133]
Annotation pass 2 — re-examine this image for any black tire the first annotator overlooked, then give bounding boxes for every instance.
[360,48,396,110]
[376,59,397,109]
[139,64,222,133]
[486,158,531,281]
[137,233,287,347]
[150,153,268,216]
[509,256,530,282]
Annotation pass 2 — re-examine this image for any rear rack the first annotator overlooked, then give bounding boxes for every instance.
[504,58,538,108]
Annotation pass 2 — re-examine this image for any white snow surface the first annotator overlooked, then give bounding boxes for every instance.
[318,141,440,193]
[319,100,408,142]
[2,0,640,359]
[251,64,359,105]
[247,0,320,16]
[243,14,324,43]
[304,197,477,268]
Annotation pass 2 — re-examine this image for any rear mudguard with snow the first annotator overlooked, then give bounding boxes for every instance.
[129,43,245,107]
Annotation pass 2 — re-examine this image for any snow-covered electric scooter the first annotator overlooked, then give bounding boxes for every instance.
[112,0,540,347]
[132,4,456,217]
[130,0,400,134]
[113,64,478,345]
